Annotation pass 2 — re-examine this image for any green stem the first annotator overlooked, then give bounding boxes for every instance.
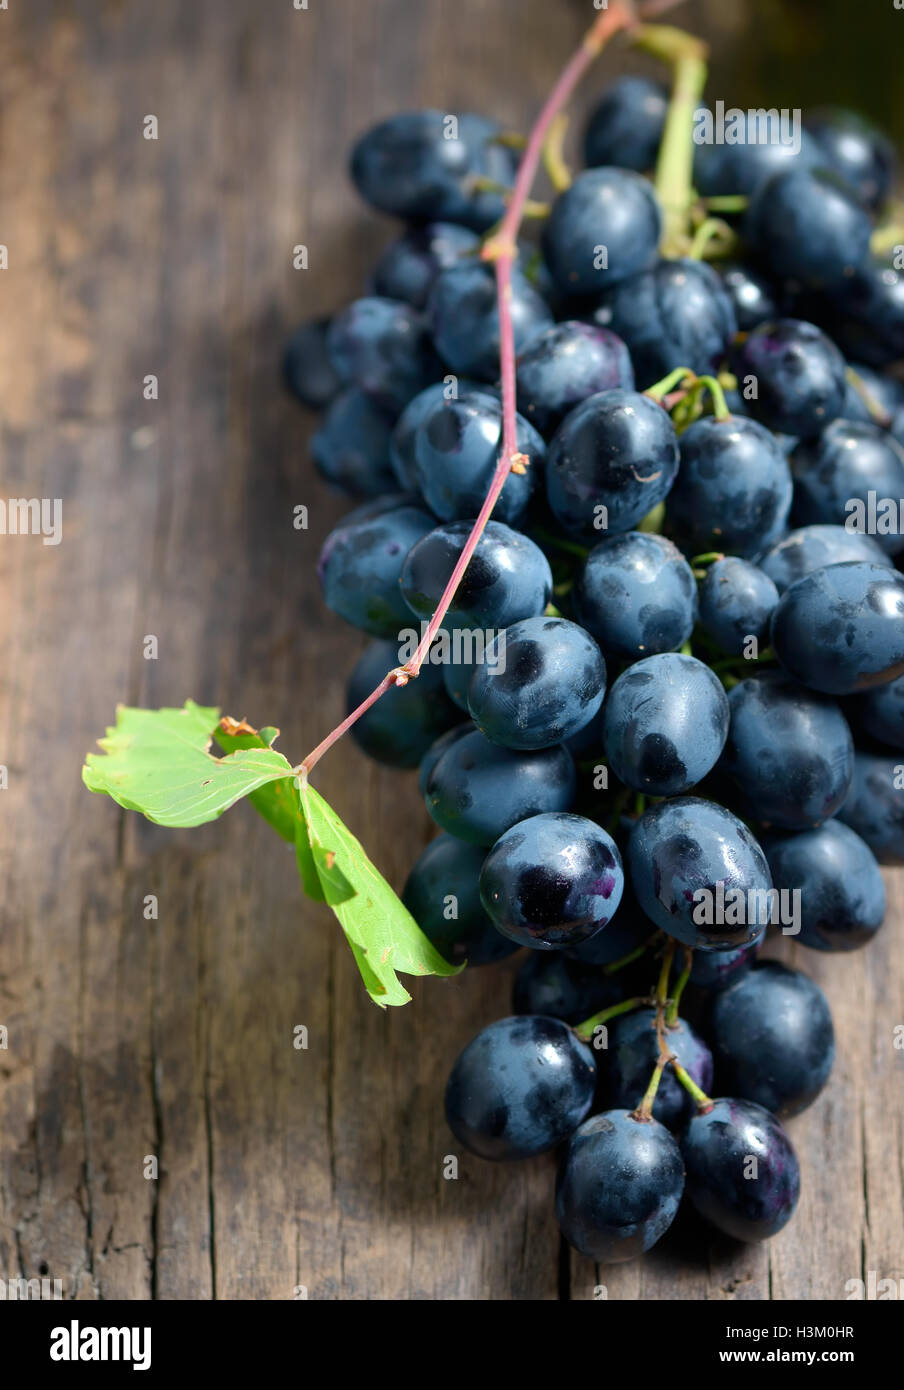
[697,374,731,420]
[573,994,649,1043]
[635,25,709,256]
[700,194,748,212]
[690,551,724,567]
[633,1055,669,1121]
[603,936,658,976]
[665,947,693,1026]
[644,365,698,401]
[672,1060,714,1112]
[846,366,892,428]
[542,111,572,192]
[688,216,737,260]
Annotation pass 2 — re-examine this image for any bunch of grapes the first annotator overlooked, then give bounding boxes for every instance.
[286,19,904,1264]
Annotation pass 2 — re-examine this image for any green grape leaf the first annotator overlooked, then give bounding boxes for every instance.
[83,702,462,1006]
[298,779,462,1007]
[82,702,293,827]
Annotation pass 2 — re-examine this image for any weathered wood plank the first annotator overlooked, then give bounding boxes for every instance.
[0,0,902,1303]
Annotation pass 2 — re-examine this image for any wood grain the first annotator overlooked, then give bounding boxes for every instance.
[0,0,902,1301]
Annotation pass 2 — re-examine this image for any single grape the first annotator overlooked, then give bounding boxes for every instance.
[350,110,516,230]
[854,671,904,749]
[698,558,780,656]
[371,222,480,308]
[628,797,772,950]
[423,727,576,846]
[771,562,904,695]
[681,1098,800,1241]
[583,76,668,173]
[346,639,458,768]
[318,503,436,637]
[283,318,342,409]
[719,262,780,332]
[790,420,904,556]
[444,1014,596,1160]
[402,834,517,966]
[668,415,793,559]
[417,722,473,796]
[575,532,697,660]
[603,653,729,797]
[730,319,846,439]
[545,389,680,540]
[542,168,662,297]
[326,296,438,413]
[721,672,854,828]
[556,1110,685,1262]
[765,819,885,952]
[468,616,605,750]
[390,381,465,491]
[746,167,872,290]
[512,951,622,1025]
[515,321,634,437]
[585,258,737,388]
[607,1008,713,1131]
[793,253,904,369]
[837,750,904,865]
[400,520,552,630]
[805,107,896,211]
[310,387,398,495]
[759,523,891,593]
[710,962,835,1117]
[428,262,553,381]
[413,388,542,526]
[480,811,624,950]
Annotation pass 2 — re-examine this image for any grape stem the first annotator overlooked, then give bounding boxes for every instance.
[298,0,689,777]
[636,24,709,256]
[672,1060,714,1113]
[573,994,651,1044]
[632,939,676,1120]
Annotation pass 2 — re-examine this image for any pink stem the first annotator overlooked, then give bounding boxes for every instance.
[299,0,636,777]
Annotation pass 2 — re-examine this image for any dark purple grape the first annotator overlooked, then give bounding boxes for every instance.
[372,222,480,308]
[556,1110,684,1262]
[542,168,662,297]
[515,321,634,437]
[402,834,517,966]
[628,797,772,951]
[765,819,885,952]
[350,110,516,231]
[546,389,679,540]
[771,561,904,695]
[710,962,834,1117]
[445,1014,596,1160]
[480,811,624,950]
[721,672,854,829]
[730,319,846,439]
[681,1098,800,1241]
[283,318,342,409]
[585,258,737,388]
[575,532,697,660]
[837,750,904,865]
[311,388,398,496]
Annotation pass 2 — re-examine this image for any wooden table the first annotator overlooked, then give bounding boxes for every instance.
[1,0,902,1301]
